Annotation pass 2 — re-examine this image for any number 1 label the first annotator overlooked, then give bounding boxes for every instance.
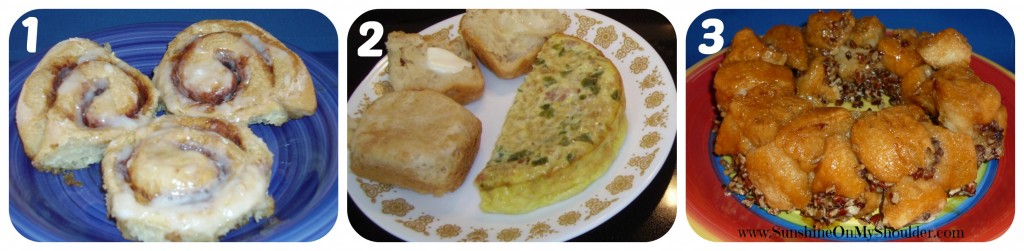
[22,17,38,53]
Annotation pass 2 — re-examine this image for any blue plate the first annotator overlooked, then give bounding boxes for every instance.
[8,23,338,241]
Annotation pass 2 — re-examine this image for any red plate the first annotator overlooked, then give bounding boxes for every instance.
[685,53,1015,242]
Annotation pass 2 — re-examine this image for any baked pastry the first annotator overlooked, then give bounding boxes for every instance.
[153,20,316,126]
[918,28,973,69]
[349,90,482,196]
[475,34,626,214]
[713,59,795,114]
[762,25,810,71]
[385,31,484,104]
[723,28,786,66]
[459,9,569,79]
[851,105,933,184]
[102,115,274,241]
[881,176,946,229]
[932,66,1007,162]
[16,38,159,171]
[746,108,854,211]
[716,11,1002,230]
[804,10,855,52]
[713,93,812,156]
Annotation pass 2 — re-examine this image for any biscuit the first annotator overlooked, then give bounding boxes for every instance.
[350,90,482,196]
[459,9,569,79]
[386,31,484,104]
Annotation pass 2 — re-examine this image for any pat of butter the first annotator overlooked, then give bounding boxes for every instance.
[426,47,471,74]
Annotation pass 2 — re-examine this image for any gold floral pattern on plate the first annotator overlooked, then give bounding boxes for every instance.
[436,224,462,239]
[381,198,414,217]
[640,131,662,149]
[372,80,393,95]
[462,228,489,242]
[558,211,581,226]
[628,148,660,175]
[396,215,435,236]
[497,228,522,242]
[357,178,393,203]
[614,33,643,59]
[594,25,618,49]
[584,197,619,220]
[630,56,650,74]
[574,13,602,38]
[354,94,372,116]
[561,13,571,30]
[527,222,557,240]
[639,67,664,92]
[645,91,666,109]
[644,107,669,128]
[606,175,635,195]
[426,25,453,41]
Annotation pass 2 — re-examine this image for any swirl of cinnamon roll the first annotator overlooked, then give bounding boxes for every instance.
[101,115,275,242]
[153,20,317,125]
[15,38,159,171]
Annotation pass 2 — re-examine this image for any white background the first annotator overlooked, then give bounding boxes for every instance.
[2,0,1020,250]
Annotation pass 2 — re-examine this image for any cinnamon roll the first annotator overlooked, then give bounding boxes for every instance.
[153,20,316,125]
[15,38,159,171]
[101,115,275,242]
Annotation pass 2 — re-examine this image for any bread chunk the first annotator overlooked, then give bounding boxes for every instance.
[933,66,1006,161]
[805,10,855,52]
[763,25,810,70]
[459,9,569,78]
[900,64,937,115]
[724,28,787,66]
[849,16,885,48]
[918,28,973,69]
[923,124,978,192]
[877,29,926,76]
[775,108,855,172]
[746,142,811,211]
[812,134,867,199]
[882,176,946,229]
[349,90,482,196]
[713,60,796,114]
[386,31,484,104]
[796,56,841,106]
[714,93,811,156]
[851,105,933,184]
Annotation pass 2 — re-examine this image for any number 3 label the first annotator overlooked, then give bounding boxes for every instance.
[358,21,383,57]
[698,18,723,55]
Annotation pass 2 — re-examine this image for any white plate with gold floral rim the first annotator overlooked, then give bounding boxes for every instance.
[346,10,676,241]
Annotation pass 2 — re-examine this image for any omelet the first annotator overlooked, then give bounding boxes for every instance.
[475,33,627,214]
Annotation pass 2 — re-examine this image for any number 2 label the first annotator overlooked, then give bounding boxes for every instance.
[22,17,38,53]
[698,18,723,55]
[358,21,383,57]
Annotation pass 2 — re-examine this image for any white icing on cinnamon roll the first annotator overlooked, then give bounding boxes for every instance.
[102,116,274,241]
[16,38,158,171]
[153,20,316,126]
